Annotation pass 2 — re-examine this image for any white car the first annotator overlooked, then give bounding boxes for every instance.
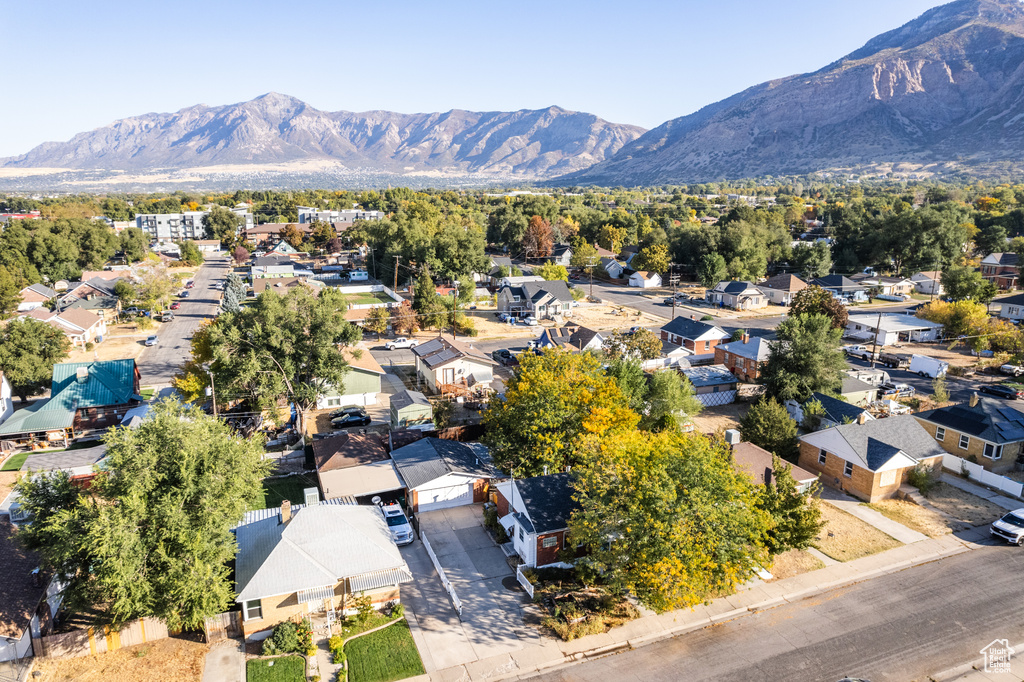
[1000,364,1024,377]
[379,502,414,546]
[522,316,539,326]
[145,335,159,347]
[385,337,419,350]
[990,508,1024,545]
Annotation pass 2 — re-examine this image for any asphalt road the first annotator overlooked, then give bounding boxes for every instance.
[137,256,230,385]
[844,355,1004,404]
[535,544,1024,682]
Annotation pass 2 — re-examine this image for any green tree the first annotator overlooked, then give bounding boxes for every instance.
[77,222,119,270]
[739,397,799,462]
[177,240,205,267]
[535,262,569,281]
[788,285,848,329]
[483,349,637,476]
[203,207,245,245]
[30,230,81,282]
[698,253,728,287]
[569,241,599,271]
[0,265,21,319]
[363,306,390,340]
[643,369,702,431]
[568,429,770,612]
[757,456,824,554]
[801,398,826,432]
[221,286,241,313]
[932,375,950,404]
[15,399,272,629]
[940,265,993,302]
[119,227,149,263]
[113,280,137,307]
[603,328,662,361]
[631,243,670,274]
[790,242,832,279]
[606,358,647,414]
[0,318,72,400]
[412,267,446,330]
[761,314,846,402]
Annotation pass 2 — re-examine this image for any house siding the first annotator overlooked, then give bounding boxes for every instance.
[535,530,568,567]
[796,441,942,502]
[714,348,762,381]
[317,369,382,409]
[912,417,1019,473]
[242,583,400,639]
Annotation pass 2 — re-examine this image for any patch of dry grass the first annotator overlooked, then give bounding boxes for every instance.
[0,470,20,503]
[867,499,953,538]
[31,637,209,682]
[923,482,1008,526]
[812,502,902,562]
[689,403,751,435]
[768,549,825,581]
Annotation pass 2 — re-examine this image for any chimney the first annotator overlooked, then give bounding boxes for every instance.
[742,332,750,344]
[75,367,90,383]
[690,314,695,320]
[724,429,741,448]
[857,412,868,425]
[969,392,979,408]
[280,500,292,525]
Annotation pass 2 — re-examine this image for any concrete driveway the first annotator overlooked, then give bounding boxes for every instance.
[399,504,549,673]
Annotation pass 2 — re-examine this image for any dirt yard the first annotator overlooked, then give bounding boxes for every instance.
[768,549,825,581]
[689,403,750,436]
[883,341,983,368]
[31,637,209,682]
[866,499,953,538]
[459,303,669,341]
[0,471,19,504]
[922,482,1008,526]
[812,502,902,562]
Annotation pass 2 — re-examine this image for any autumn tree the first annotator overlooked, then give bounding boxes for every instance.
[363,306,390,340]
[569,240,599,272]
[280,224,306,249]
[569,430,771,612]
[535,262,569,281]
[15,399,272,629]
[789,285,848,329]
[597,225,627,253]
[0,318,72,400]
[603,328,662,361]
[389,301,419,336]
[522,215,554,260]
[631,243,670,274]
[739,397,799,462]
[483,349,637,476]
[232,245,250,264]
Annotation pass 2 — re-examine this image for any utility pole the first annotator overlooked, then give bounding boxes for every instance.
[869,311,882,369]
[586,256,598,301]
[669,266,681,320]
[207,370,218,418]
[393,255,400,293]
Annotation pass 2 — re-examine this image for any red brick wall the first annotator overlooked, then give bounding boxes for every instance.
[495,488,510,517]
[535,530,566,566]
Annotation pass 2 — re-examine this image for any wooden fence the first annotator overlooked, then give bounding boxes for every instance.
[34,617,169,659]
[203,611,243,643]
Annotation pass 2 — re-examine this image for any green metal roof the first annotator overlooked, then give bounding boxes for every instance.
[49,360,138,411]
[0,399,75,436]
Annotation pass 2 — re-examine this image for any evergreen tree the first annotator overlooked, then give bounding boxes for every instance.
[757,456,825,554]
[739,397,799,462]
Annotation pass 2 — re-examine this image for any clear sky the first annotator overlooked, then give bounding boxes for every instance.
[1,0,947,158]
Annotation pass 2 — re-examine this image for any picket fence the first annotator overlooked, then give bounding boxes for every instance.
[942,454,1024,498]
[516,564,535,599]
[421,531,463,618]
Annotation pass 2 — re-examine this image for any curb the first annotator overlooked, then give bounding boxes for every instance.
[928,641,1024,681]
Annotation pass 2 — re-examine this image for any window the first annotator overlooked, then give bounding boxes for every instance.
[243,599,262,621]
[843,461,854,478]
[518,526,524,542]
[541,536,558,549]
[959,434,970,450]
[984,443,1003,460]
[935,427,945,441]
[704,340,710,351]
[818,449,827,465]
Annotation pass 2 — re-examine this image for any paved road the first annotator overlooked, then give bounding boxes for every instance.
[845,355,1003,404]
[137,257,230,385]
[536,544,1024,682]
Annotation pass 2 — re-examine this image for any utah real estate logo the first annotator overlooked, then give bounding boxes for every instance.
[980,639,1015,674]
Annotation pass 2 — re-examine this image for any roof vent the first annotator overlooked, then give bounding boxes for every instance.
[724,429,741,446]
[969,392,979,408]
[76,367,90,383]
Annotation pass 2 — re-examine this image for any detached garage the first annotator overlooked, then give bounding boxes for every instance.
[389,438,495,513]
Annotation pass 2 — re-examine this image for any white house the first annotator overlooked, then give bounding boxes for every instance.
[910,271,943,296]
[547,244,572,267]
[194,239,222,253]
[705,281,768,310]
[996,293,1024,322]
[493,473,575,569]
[411,336,496,393]
[389,438,494,512]
[845,314,944,345]
[599,258,626,279]
[758,274,807,306]
[641,341,693,371]
[629,271,662,288]
[0,372,13,427]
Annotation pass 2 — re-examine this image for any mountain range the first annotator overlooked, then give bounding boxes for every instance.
[4,0,1024,188]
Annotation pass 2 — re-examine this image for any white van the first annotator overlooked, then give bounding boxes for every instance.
[348,269,369,282]
[908,354,948,379]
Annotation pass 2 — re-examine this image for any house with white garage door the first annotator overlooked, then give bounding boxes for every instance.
[389,438,496,512]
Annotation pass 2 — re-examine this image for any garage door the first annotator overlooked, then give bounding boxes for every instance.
[417,482,473,512]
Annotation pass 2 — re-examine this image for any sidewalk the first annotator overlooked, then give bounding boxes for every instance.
[405,528,983,682]
[942,474,1021,511]
[818,487,928,544]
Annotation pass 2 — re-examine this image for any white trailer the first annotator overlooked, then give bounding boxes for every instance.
[908,354,948,379]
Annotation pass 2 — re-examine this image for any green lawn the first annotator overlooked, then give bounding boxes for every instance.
[344,291,396,306]
[346,621,425,682]
[246,656,305,682]
[261,474,320,509]
[1,452,30,471]
[140,388,156,400]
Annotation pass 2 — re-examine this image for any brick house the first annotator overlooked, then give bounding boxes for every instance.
[797,415,944,502]
[980,252,1019,290]
[914,394,1024,473]
[659,317,730,355]
[234,501,413,640]
[714,333,771,382]
[494,472,577,569]
[705,281,768,310]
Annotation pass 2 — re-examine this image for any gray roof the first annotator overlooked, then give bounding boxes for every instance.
[516,472,575,534]
[490,256,512,268]
[234,504,412,602]
[390,390,431,412]
[983,252,1018,266]
[521,280,574,304]
[681,364,737,388]
[916,398,1024,445]
[717,336,771,362]
[800,415,944,472]
[998,292,1024,307]
[539,326,602,350]
[661,316,727,341]
[24,283,57,299]
[20,444,107,472]
[712,280,761,295]
[811,275,864,291]
[388,438,494,490]
[412,336,495,369]
[808,393,868,425]
[841,376,876,395]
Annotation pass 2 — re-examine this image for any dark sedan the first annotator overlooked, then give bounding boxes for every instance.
[331,408,372,427]
[979,384,1023,400]
[491,349,520,366]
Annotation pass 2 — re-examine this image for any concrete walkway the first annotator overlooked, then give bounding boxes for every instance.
[818,486,929,544]
[942,473,1022,511]
[202,639,244,682]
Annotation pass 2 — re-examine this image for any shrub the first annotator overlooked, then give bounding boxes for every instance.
[261,638,278,656]
[85,341,95,351]
[570,287,585,301]
[270,621,299,654]
[295,618,313,653]
[389,603,404,619]
[482,505,510,543]
[332,648,346,665]
[328,635,344,653]
[700,315,714,321]
[137,316,154,331]
[353,595,374,624]
[907,462,940,497]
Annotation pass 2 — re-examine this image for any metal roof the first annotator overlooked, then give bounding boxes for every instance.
[21,444,107,472]
[234,503,411,602]
[681,365,738,388]
[349,567,414,593]
[0,400,76,436]
[49,360,139,411]
[390,390,431,412]
[388,438,494,490]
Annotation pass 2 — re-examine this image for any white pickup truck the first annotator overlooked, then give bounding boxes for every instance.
[1000,364,1024,377]
[385,337,419,350]
[843,345,878,361]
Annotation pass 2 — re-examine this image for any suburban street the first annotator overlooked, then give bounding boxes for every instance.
[536,544,1024,682]
[136,256,231,385]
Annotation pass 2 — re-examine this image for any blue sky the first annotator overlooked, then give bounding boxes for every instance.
[1,0,946,158]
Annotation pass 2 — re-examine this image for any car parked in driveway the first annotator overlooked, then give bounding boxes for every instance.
[378,501,414,546]
[843,345,878,361]
[990,508,1024,545]
[491,349,519,366]
[328,406,367,419]
[145,335,159,346]
[979,384,1023,400]
[521,316,538,326]
[331,408,371,428]
[385,337,419,350]
[122,307,141,316]
[1000,364,1024,377]
[880,382,915,398]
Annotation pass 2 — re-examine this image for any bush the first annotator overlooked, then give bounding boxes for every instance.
[353,594,374,624]
[268,621,299,654]
[700,315,714,321]
[136,316,154,331]
[482,505,510,543]
[570,287,585,301]
[85,341,95,351]
[389,602,405,619]
[295,618,313,653]
[907,462,940,497]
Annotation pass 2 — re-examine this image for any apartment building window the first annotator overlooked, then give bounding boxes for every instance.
[843,461,854,478]
[984,443,1003,460]
[242,599,262,621]
[935,427,945,441]
[959,435,970,450]
[818,449,827,465]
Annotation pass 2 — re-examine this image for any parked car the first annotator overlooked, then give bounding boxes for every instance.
[145,335,159,347]
[378,501,414,546]
[160,311,174,322]
[169,302,181,310]
[385,337,419,350]
[123,307,141,316]
[331,408,371,428]
[843,345,877,361]
[179,291,190,299]
[185,281,195,289]
[498,312,512,322]
[880,382,915,398]
[328,406,367,419]
[522,316,539,326]
[990,508,1024,545]
[908,354,948,378]
[1000,364,1024,377]
[492,349,519,366]
[979,384,1023,400]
